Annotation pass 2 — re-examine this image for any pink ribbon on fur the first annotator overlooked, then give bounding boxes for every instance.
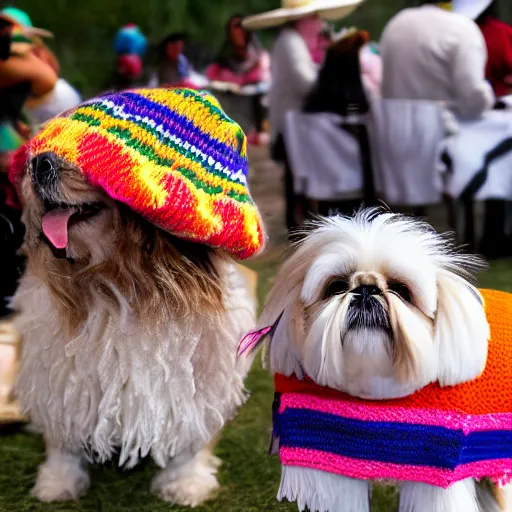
[237,311,284,359]
[237,326,273,358]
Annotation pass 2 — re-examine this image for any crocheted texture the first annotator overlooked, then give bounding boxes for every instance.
[273,289,512,488]
[13,88,265,260]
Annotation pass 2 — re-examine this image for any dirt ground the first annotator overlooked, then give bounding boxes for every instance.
[248,144,288,249]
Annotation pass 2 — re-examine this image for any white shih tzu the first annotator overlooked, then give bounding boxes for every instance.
[248,209,512,512]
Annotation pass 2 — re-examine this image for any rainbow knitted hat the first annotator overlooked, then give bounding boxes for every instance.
[14,88,265,260]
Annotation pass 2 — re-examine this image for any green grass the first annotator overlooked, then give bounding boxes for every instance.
[1,255,512,511]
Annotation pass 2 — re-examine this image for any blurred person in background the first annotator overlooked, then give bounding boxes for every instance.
[0,8,57,318]
[207,15,271,145]
[303,28,372,216]
[152,33,192,88]
[453,0,512,258]
[150,32,208,88]
[304,28,370,117]
[311,21,332,64]
[360,39,382,98]
[156,33,190,86]
[25,39,81,131]
[112,23,148,91]
[0,7,80,135]
[380,0,495,120]
[0,7,57,167]
[453,0,512,99]
[207,15,270,87]
[0,8,56,145]
[243,0,362,232]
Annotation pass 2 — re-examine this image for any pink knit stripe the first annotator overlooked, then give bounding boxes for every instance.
[279,393,512,434]
[280,447,512,489]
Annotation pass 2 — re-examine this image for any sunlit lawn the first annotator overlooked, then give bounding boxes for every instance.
[0,253,510,511]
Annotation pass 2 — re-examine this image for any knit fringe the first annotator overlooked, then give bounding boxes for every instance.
[399,479,479,512]
[277,465,370,512]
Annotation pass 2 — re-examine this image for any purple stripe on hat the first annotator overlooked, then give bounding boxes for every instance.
[101,91,245,170]
[96,91,247,181]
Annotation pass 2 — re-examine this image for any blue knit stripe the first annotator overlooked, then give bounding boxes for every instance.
[276,408,512,470]
[464,431,512,463]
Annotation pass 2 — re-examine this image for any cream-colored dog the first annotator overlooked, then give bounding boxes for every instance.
[12,151,256,506]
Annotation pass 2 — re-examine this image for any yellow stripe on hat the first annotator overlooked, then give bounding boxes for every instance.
[139,89,243,146]
[74,106,249,196]
[31,117,83,163]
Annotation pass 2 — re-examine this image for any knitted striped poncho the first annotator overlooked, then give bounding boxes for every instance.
[273,289,512,488]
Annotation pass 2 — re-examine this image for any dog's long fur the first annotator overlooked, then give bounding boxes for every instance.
[259,210,511,512]
[13,154,256,504]
[260,210,490,399]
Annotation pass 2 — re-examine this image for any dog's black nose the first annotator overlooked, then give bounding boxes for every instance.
[31,152,60,190]
[352,285,382,297]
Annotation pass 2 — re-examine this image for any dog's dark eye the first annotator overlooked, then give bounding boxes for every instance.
[324,279,349,299]
[388,282,412,303]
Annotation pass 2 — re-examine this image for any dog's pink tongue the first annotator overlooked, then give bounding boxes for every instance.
[41,208,77,249]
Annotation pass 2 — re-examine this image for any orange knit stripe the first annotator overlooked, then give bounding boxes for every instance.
[395,288,512,415]
[275,289,512,415]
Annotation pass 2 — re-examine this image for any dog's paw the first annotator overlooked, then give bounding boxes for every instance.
[152,472,220,507]
[198,450,222,470]
[152,457,220,507]
[31,452,89,502]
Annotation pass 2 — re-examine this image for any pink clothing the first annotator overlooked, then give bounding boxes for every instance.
[360,44,382,96]
[295,16,325,63]
[206,53,270,86]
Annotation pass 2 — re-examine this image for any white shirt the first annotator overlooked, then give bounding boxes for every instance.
[380,6,495,119]
[269,28,318,140]
[26,78,82,133]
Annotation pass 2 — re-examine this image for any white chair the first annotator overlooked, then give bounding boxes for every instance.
[369,99,445,206]
[283,111,365,202]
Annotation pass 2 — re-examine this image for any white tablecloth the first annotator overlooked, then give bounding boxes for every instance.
[282,102,512,205]
[370,99,445,206]
[284,111,363,201]
[439,110,512,200]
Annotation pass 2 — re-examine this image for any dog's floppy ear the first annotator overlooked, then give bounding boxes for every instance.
[434,271,490,387]
[257,254,308,378]
[262,297,305,378]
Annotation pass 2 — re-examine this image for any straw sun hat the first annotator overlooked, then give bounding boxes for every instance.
[242,0,364,30]
[452,0,493,20]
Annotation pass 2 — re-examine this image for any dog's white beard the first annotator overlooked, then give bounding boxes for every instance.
[302,299,347,390]
[13,260,254,469]
[302,298,435,399]
[342,328,419,399]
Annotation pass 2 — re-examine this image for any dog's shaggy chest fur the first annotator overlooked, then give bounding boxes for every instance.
[13,259,254,469]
